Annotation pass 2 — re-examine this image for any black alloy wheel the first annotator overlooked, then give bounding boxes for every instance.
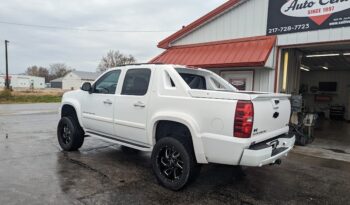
[61,124,72,145]
[152,137,200,191]
[57,116,84,151]
[158,146,184,181]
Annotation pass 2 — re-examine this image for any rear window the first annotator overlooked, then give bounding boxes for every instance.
[179,73,207,90]
[175,67,237,92]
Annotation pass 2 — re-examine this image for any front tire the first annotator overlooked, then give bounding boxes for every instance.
[57,117,84,151]
[151,137,199,191]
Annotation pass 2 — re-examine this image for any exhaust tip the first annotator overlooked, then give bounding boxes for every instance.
[269,159,282,166]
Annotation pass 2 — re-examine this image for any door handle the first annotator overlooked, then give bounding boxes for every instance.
[103,99,113,105]
[133,101,146,108]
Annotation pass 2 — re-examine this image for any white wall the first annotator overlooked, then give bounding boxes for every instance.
[62,72,95,90]
[300,70,350,120]
[173,0,350,47]
[62,72,82,90]
[0,75,45,89]
[172,0,269,46]
[254,68,275,92]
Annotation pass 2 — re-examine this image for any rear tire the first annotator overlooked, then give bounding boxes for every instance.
[57,117,84,151]
[151,137,200,191]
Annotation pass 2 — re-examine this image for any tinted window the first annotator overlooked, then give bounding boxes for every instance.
[179,73,206,90]
[93,70,121,94]
[121,69,151,95]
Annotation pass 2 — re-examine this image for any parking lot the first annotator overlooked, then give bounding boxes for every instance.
[1,103,350,205]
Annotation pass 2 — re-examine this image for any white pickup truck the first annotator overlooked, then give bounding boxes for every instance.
[57,64,295,190]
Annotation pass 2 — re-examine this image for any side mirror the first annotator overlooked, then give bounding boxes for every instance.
[81,82,92,93]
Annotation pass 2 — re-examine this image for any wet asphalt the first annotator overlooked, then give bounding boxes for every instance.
[1,103,350,205]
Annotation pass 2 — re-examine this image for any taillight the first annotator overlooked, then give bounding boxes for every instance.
[234,100,254,138]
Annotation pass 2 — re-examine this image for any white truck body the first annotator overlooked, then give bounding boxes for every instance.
[60,64,295,167]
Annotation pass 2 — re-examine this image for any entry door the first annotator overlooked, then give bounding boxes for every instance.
[114,68,152,144]
[81,70,121,135]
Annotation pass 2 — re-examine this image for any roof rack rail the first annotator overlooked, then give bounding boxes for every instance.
[118,62,165,67]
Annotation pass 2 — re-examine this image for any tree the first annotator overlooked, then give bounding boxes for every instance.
[25,65,50,82]
[98,50,136,72]
[49,63,73,80]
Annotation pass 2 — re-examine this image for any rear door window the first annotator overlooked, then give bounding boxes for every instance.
[121,69,151,96]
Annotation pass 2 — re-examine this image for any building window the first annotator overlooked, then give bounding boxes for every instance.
[221,71,254,91]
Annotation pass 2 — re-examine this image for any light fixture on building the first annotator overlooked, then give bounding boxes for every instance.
[306,53,340,58]
[300,66,310,71]
[322,66,329,70]
[282,52,289,91]
[343,53,350,56]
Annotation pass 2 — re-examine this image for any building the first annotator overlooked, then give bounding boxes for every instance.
[151,0,350,149]
[62,71,100,90]
[50,77,63,89]
[0,74,45,89]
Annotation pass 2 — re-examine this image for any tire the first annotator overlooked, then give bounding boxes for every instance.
[151,137,200,191]
[57,116,84,151]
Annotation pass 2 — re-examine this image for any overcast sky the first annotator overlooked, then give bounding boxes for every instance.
[0,0,226,74]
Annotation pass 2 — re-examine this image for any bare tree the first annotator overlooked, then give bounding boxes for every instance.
[98,50,136,72]
[49,63,73,80]
[25,65,50,82]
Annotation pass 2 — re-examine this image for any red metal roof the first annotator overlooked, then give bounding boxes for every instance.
[150,36,276,68]
[158,0,240,49]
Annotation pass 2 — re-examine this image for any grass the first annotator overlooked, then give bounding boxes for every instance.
[0,89,62,104]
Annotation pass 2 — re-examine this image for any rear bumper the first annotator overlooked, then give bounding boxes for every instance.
[239,133,295,167]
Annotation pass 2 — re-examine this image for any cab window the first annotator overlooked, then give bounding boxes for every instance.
[93,70,121,94]
[121,69,151,96]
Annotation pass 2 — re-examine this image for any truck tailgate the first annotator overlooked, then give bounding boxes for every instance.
[251,94,291,139]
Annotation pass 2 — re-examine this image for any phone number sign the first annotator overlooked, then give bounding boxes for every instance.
[267,0,350,35]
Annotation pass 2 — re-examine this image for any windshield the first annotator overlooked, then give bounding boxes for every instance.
[175,68,237,92]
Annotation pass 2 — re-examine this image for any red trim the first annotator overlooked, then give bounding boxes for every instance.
[157,0,240,49]
[150,36,277,68]
[170,35,275,49]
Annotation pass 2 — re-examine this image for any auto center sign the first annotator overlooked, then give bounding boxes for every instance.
[267,0,350,35]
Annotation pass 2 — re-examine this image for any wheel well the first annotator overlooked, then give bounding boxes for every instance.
[155,120,197,162]
[61,104,79,122]
[155,120,193,143]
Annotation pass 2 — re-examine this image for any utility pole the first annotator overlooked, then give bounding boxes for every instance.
[5,40,9,90]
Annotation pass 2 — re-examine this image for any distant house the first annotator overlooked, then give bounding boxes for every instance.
[50,77,63,89]
[0,74,45,89]
[62,71,100,90]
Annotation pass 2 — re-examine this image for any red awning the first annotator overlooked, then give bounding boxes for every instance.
[150,36,276,68]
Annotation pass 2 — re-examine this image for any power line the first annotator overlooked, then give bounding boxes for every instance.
[0,20,176,33]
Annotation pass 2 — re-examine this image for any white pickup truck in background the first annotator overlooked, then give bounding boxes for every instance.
[57,64,295,190]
